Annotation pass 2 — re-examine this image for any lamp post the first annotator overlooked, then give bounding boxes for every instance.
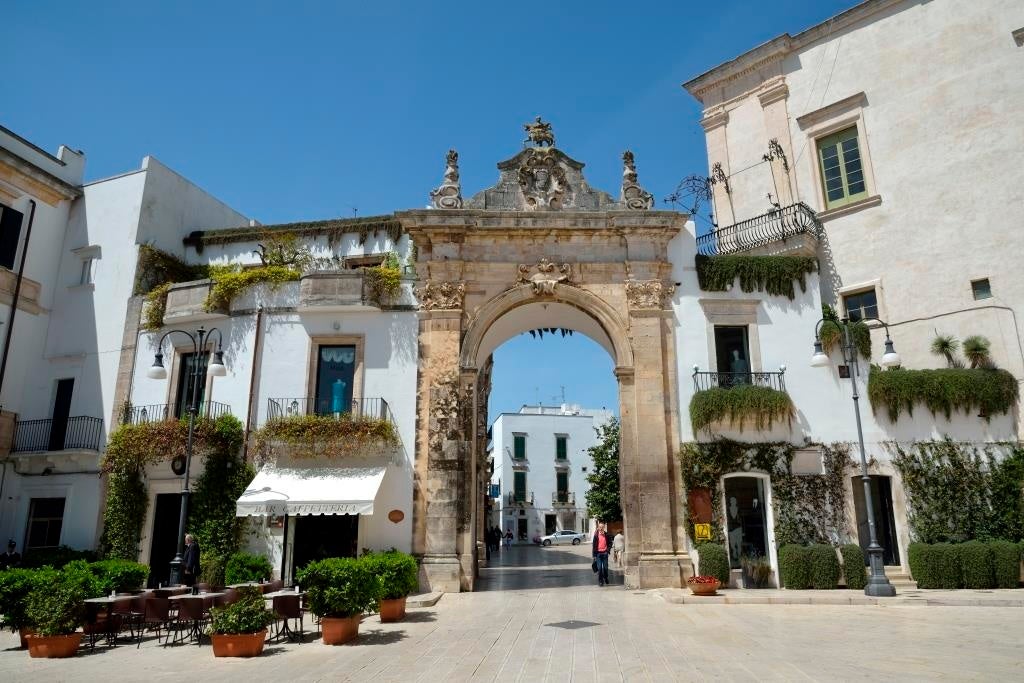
[146,325,227,586]
[811,316,899,597]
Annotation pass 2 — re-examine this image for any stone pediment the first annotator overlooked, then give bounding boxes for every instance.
[464,146,619,212]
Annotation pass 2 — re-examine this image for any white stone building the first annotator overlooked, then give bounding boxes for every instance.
[489,404,613,544]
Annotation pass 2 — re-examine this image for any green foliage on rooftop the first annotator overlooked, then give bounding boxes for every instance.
[695,254,817,299]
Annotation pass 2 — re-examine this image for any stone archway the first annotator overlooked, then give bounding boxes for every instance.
[399,130,693,591]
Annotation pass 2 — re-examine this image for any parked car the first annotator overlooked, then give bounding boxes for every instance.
[538,530,586,546]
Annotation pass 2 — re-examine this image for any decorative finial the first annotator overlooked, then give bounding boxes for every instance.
[620,150,654,210]
[523,116,555,147]
[429,149,463,209]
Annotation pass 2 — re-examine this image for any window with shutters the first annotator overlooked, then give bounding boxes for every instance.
[26,498,65,550]
[556,471,569,503]
[555,435,567,460]
[513,471,526,502]
[513,434,526,460]
[817,127,868,209]
[0,204,25,270]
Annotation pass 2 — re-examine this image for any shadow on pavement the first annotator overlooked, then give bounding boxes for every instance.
[476,544,624,591]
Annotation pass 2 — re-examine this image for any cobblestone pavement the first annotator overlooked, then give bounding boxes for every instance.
[2,546,1022,682]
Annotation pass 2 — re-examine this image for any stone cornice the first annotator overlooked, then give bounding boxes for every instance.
[757,79,790,107]
[397,209,687,233]
[796,92,868,129]
[699,109,729,132]
[0,150,81,206]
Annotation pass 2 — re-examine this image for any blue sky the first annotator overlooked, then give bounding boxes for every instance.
[4,0,856,421]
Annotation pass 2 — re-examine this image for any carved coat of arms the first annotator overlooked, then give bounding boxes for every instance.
[517,148,568,210]
[516,257,574,296]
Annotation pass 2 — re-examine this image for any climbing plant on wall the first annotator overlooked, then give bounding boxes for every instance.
[694,254,817,300]
[868,365,1018,422]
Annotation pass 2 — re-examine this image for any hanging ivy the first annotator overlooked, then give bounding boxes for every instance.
[891,439,1024,543]
[99,468,148,561]
[679,440,852,547]
[134,245,208,297]
[817,304,872,358]
[203,265,301,311]
[695,254,817,299]
[251,414,399,463]
[689,385,794,433]
[867,365,1018,422]
[363,252,403,308]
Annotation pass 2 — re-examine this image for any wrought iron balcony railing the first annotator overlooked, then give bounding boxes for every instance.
[696,202,821,256]
[121,401,232,425]
[267,397,394,423]
[507,491,534,506]
[692,370,787,392]
[13,416,103,453]
[552,491,575,506]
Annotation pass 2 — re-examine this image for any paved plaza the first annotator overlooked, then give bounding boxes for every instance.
[2,546,1022,682]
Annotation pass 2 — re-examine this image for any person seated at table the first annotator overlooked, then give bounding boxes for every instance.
[182,534,200,586]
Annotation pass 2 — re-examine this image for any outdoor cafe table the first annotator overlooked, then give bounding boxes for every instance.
[169,592,224,643]
[83,595,133,647]
[263,589,306,599]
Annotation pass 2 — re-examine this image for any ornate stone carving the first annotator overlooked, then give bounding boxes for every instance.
[517,148,568,210]
[415,280,466,310]
[625,279,675,309]
[429,149,463,209]
[523,116,555,147]
[428,370,462,458]
[620,151,655,211]
[516,257,574,296]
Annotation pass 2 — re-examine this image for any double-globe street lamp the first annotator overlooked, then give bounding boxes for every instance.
[810,316,900,597]
[146,326,227,586]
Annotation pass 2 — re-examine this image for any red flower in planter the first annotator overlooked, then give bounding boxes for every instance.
[687,575,720,584]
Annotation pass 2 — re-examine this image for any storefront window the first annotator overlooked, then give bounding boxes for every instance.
[315,345,356,415]
[724,477,769,569]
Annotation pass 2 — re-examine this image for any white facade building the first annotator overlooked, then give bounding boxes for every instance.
[489,404,613,543]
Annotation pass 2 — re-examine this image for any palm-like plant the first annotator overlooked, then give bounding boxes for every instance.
[930,335,961,368]
[962,335,993,369]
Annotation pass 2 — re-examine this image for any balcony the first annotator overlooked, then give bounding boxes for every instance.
[13,416,103,453]
[696,202,821,257]
[266,397,394,423]
[506,491,535,506]
[552,491,575,506]
[163,279,227,323]
[298,271,416,311]
[121,401,232,425]
[692,370,787,392]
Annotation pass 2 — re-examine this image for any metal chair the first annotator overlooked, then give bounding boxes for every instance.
[135,597,170,648]
[271,594,303,642]
[112,597,138,641]
[267,579,284,593]
[166,598,206,646]
[213,588,239,608]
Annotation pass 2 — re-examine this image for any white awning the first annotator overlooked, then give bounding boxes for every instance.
[236,465,386,517]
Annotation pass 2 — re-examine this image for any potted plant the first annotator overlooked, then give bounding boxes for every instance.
[686,575,722,596]
[24,569,89,657]
[207,586,275,657]
[0,567,56,648]
[361,551,419,622]
[297,557,377,645]
[740,553,773,589]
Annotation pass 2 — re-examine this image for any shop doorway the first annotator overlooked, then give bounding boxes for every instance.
[544,514,557,536]
[291,514,358,576]
[148,493,185,587]
[723,476,769,569]
[852,475,900,566]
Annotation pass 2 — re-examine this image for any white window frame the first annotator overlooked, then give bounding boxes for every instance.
[71,245,101,289]
[837,278,887,323]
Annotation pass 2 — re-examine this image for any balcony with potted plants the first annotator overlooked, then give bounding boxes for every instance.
[689,367,793,434]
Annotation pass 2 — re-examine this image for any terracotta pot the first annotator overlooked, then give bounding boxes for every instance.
[211,630,267,657]
[18,627,36,649]
[26,633,82,658]
[687,579,721,596]
[379,597,407,623]
[321,615,361,645]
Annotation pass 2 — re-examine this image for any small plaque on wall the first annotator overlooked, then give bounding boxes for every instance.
[694,523,712,542]
[387,509,405,524]
[838,364,851,378]
[267,515,285,529]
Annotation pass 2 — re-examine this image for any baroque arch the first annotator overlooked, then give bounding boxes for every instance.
[400,120,691,591]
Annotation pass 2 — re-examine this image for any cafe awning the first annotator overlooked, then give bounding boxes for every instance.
[236,465,386,517]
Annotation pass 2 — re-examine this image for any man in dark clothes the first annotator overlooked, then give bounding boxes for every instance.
[182,534,200,586]
[0,540,21,569]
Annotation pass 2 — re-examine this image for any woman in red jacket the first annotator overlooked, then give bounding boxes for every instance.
[591,522,612,586]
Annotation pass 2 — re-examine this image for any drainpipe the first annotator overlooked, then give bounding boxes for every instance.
[242,306,264,460]
[0,199,36,399]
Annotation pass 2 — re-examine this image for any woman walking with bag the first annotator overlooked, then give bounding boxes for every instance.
[592,522,612,586]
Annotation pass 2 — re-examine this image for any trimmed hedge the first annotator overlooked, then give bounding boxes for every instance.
[225,552,274,585]
[696,543,730,584]
[840,544,867,590]
[89,559,149,594]
[360,550,420,600]
[959,540,994,589]
[807,544,840,589]
[778,545,811,589]
[989,540,1020,589]
[21,545,96,569]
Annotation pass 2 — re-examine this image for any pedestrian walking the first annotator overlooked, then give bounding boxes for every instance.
[612,530,624,566]
[592,522,612,586]
[504,528,513,549]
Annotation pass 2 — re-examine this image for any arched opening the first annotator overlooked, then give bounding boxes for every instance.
[469,298,623,591]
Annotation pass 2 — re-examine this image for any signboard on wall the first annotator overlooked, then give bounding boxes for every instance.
[694,523,712,542]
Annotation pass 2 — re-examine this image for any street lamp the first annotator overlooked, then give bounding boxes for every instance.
[147,325,226,586]
[811,316,899,597]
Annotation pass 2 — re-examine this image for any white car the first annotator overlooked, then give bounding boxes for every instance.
[539,530,586,546]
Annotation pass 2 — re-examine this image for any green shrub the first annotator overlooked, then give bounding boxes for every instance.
[0,567,57,632]
[958,540,994,589]
[25,566,91,636]
[689,385,794,432]
[695,543,730,584]
[989,540,1021,589]
[225,552,274,585]
[207,586,275,635]
[21,545,96,569]
[908,542,932,588]
[931,542,962,589]
[360,551,419,600]
[694,254,817,299]
[778,545,811,589]
[807,544,840,589]
[89,559,149,594]
[296,557,378,618]
[840,544,867,590]
[868,366,1018,423]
